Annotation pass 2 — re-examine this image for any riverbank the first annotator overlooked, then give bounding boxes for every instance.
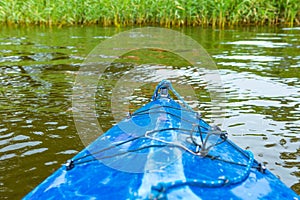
[0,0,299,27]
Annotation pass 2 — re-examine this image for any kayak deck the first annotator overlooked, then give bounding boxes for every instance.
[24,80,299,200]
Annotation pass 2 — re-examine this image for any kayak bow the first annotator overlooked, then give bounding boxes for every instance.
[24,80,299,200]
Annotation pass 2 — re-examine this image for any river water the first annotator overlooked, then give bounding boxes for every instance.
[0,25,299,199]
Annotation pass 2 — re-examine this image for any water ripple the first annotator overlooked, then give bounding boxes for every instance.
[0,141,42,153]
[222,40,290,48]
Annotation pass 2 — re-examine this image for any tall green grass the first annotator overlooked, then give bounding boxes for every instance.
[0,0,299,27]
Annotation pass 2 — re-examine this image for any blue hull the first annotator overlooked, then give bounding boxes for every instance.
[24,81,299,200]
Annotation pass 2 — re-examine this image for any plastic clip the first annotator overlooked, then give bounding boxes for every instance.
[127,112,131,119]
[65,159,74,171]
[258,163,266,173]
[220,131,228,140]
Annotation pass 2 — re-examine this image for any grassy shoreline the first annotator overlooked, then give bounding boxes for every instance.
[0,0,299,27]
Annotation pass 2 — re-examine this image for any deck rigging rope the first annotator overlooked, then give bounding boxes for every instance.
[65,126,208,170]
[65,103,243,171]
[66,102,211,170]
[65,80,261,199]
[65,122,230,171]
[149,151,254,200]
[152,80,194,112]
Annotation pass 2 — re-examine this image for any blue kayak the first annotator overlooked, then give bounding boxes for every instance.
[24,80,299,200]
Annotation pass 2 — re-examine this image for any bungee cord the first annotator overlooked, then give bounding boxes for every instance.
[64,80,266,200]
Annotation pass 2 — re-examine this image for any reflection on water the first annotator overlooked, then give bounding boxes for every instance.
[0,26,299,198]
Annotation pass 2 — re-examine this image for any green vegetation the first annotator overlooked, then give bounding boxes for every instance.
[0,0,299,27]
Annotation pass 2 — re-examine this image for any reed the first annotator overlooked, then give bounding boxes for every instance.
[0,0,299,27]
